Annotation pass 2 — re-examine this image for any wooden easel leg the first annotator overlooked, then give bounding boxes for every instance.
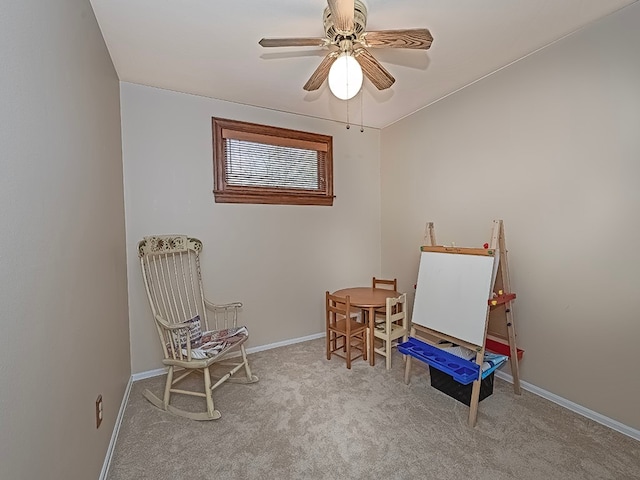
[468,380,481,428]
[404,355,413,384]
[404,327,416,384]
[497,221,522,395]
[507,324,521,395]
[467,350,484,427]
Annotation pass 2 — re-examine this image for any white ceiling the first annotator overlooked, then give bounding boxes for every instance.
[90,0,637,129]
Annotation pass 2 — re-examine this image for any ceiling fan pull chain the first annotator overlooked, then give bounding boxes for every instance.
[346,95,350,129]
[360,89,364,133]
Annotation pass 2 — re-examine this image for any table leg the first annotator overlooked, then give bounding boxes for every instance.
[369,307,375,366]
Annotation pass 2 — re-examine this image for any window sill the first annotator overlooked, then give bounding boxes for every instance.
[213,191,334,206]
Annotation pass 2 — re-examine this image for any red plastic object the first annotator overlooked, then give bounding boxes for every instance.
[486,337,524,360]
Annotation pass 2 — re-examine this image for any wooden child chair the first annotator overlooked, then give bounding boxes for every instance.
[373,277,398,291]
[373,293,408,370]
[325,292,368,369]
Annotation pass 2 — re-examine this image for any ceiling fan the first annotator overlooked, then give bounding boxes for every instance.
[258,0,433,97]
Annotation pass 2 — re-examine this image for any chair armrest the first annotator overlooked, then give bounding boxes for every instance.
[204,300,243,311]
[204,300,243,330]
[154,314,201,361]
[154,314,192,331]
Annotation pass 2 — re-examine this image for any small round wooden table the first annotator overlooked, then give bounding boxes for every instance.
[331,287,400,366]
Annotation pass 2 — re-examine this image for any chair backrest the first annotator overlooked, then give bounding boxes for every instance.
[373,277,398,291]
[138,235,239,359]
[326,292,354,332]
[386,293,407,326]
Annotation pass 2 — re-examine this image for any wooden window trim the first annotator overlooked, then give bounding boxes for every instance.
[212,117,334,206]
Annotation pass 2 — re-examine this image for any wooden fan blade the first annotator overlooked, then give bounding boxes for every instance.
[353,48,395,90]
[303,52,339,91]
[327,0,354,32]
[362,29,433,50]
[259,37,328,48]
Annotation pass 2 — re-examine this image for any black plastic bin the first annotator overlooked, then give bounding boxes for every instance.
[429,366,494,406]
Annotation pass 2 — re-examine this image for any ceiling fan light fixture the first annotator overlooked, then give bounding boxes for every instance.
[328,52,363,100]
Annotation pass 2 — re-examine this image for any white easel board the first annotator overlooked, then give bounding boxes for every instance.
[412,250,498,347]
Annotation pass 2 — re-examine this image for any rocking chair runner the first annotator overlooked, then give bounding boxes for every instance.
[138,235,258,420]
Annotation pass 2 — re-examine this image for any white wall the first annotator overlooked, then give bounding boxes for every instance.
[0,1,130,478]
[380,4,640,429]
[121,83,382,374]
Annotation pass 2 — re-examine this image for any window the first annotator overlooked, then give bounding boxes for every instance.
[212,118,334,206]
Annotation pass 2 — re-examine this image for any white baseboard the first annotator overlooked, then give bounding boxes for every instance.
[132,367,167,381]
[99,375,133,480]
[245,331,325,354]
[495,371,640,442]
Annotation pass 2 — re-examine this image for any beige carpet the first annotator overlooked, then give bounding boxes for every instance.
[107,338,639,479]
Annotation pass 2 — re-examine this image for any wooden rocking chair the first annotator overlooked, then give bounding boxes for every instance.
[138,235,258,420]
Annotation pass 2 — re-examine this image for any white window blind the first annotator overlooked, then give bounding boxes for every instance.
[224,139,326,191]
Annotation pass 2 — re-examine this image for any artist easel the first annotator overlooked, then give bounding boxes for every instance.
[403,219,521,427]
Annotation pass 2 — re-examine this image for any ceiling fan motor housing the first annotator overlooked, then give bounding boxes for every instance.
[323,0,367,42]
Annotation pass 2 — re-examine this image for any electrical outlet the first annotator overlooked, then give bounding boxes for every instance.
[96,395,103,429]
